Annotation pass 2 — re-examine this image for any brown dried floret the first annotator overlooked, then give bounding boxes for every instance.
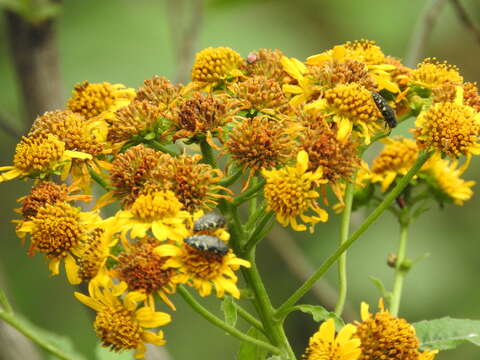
[235,75,289,112]
[135,76,180,109]
[20,182,69,219]
[245,48,287,83]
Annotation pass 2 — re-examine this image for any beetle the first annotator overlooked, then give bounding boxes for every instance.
[193,213,227,233]
[371,91,397,128]
[184,235,229,256]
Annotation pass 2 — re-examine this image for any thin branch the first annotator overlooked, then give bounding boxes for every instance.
[0,112,22,139]
[266,226,357,323]
[449,0,480,45]
[405,0,449,67]
[167,0,204,84]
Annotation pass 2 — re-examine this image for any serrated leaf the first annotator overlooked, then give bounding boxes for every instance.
[221,295,237,327]
[237,327,270,360]
[414,317,480,351]
[95,343,134,360]
[295,305,345,330]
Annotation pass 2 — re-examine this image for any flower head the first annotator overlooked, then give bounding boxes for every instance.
[115,237,178,310]
[370,138,419,192]
[410,58,463,89]
[415,100,480,158]
[155,240,250,298]
[0,133,91,182]
[245,48,287,83]
[235,75,289,113]
[303,318,361,360]
[191,47,244,84]
[16,202,100,283]
[114,186,190,242]
[262,150,328,232]
[135,76,180,110]
[355,301,438,360]
[67,81,135,119]
[74,282,171,358]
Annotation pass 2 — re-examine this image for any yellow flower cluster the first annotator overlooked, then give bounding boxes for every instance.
[2,40,476,358]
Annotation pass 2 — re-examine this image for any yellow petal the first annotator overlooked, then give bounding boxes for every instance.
[319,318,335,343]
[136,307,171,328]
[65,254,81,285]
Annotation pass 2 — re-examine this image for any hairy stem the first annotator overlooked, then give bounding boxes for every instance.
[276,151,433,316]
[177,286,281,355]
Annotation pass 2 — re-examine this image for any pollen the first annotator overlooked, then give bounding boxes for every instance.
[191,46,244,83]
[415,102,480,157]
[410,58,463,88]
[30,110,103,156]
[345,39,386,65]
[20,181,69,219]
[29,202,84,258]
[235,75,288,111]
[116,237,176,294]
[107,100,168,143]
[13,133,65,173]
[110,144,161,206]
[325,83,380,123]
[95,305,142,352]
[68,81,135,119]
[130,187,184,222]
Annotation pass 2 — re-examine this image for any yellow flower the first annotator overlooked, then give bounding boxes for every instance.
[415,88,480,158]
[355,300,438,360]
[306,83,383,144]
[114,187,190,242]
[16,202,101,283]
[74,282,171,359]
[281,56,316,106]
[409,58,463,89]
[262,150,328,232]
[0,133,91,182]
[423,154,475,206]
[307,41,399,93]
[67,81,135,119]
[303,318,361,360]
[155,241,250,298]
[370,138,419,192]
[191,46,244,85]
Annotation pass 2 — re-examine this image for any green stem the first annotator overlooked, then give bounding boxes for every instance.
[149,140,179,156]
[245,201,267,230]
[219,166,243,187]
[248,177,258,217]
[88,168,110,190]
[243,211,274,253]
[0,289,13,314]
[177,286,281,355]
[276,151,433,316]
[390,222,409,316]
[233,178,266,206]
[200,139,216,167]
[0,312,75,360]
[234,303,265,334]
[334,177,356,316]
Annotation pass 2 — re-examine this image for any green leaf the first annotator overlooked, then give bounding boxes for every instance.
[414,317,480,351]
[95,343,134,360]
[221,295,238,327]
[266,356,285,360]
[237,327,270,360]
[294,305,345,330]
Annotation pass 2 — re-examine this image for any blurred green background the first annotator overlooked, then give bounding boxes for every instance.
[1,0,480,359]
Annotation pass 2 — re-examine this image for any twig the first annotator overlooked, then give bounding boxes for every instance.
[449,0,480,45]
[0,112,22,139]
[405,0,449,67]
[266,226,357,323]
[4,8,63,127]
[167,0,204,84]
